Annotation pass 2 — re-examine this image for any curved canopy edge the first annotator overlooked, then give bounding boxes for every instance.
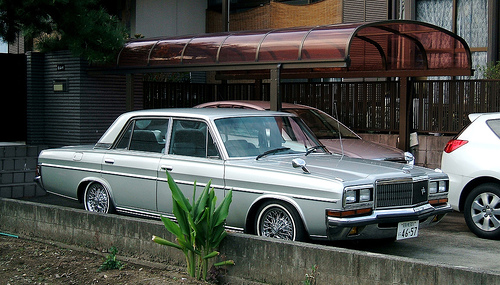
[111,20,473,78]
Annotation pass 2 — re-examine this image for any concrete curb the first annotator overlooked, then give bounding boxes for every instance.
[1,198,499,284]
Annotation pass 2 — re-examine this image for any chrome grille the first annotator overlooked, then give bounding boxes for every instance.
[376,179,428,208]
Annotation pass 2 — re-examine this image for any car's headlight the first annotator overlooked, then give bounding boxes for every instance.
[344,187,373,205]
[345,190,357,204]
[429,181,438,194]
[359,189,371,202]
[438,180,447,193]
[429,180,448,194]
[428,180,449,206]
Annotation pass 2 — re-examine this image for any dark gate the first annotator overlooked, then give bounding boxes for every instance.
[0,54,27,142]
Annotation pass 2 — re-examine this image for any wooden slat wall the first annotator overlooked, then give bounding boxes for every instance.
[144,79,500,135]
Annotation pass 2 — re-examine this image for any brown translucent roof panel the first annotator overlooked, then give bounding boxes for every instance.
[115,20,472,78]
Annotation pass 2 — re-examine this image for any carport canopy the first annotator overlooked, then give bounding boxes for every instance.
[115,20,472,78]
[112,20,473,150]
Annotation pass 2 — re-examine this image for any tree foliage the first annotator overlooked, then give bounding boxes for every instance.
[0,0,128,63]
[479,61,500,79]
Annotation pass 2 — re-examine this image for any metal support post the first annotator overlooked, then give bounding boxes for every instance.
[270,64,282,111]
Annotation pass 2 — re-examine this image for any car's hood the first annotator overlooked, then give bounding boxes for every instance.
[237,154,431,185]
[320,138,404,160]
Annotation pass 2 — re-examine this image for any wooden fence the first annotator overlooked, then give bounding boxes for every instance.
[143,80,500,135]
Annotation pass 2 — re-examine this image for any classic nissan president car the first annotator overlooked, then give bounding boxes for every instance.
[36,108,451,241]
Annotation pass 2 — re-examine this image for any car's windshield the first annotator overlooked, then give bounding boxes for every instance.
[214,115,325,158]
[285,108,359,139]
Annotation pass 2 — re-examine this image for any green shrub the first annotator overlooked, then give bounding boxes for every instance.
[152,171,234,280]
[98,246,124,272]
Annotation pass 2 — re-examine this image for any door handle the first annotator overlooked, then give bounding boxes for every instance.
[104,158,115,164]
[160,165,173,171]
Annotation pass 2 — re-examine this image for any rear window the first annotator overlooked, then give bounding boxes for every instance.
[487,119,500,138]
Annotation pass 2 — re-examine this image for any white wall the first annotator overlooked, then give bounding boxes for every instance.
[0,41,7,53]
[134,0,207,37]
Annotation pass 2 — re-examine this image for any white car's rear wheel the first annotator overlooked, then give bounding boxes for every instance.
[464,183,500,239]
[255,201,306,241]
[84,182,114,213]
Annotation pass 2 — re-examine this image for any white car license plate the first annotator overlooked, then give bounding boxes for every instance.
[396,220,419,240]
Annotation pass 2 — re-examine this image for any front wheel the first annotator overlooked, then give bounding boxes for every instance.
[464,183,500,239]
[84,182,114,213]
[255,201,306,241]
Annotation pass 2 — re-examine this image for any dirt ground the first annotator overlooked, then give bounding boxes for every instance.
[0,235,210,285]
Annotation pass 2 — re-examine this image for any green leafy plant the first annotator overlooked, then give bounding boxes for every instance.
[98,246,124,272]
[303,265,318,285]
[479,61,500,79]
[152,171,234,280]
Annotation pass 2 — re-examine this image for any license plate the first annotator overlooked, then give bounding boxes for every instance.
[396,220,419,240]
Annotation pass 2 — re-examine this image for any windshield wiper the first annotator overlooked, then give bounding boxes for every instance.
[256,147,291,160]
[305,145,328,156]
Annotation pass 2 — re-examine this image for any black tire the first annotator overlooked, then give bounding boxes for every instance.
[255,201,306,241]
[83,182,114,213]
[464,183,500,239]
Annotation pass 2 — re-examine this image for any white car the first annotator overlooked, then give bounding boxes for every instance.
[441,112,500,239]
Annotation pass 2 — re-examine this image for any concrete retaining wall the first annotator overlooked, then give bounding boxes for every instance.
[1,198,498,284]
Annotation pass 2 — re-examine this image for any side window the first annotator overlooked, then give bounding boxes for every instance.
[114,118,169,153]
[169,119,219,158]
[487,119,500,139]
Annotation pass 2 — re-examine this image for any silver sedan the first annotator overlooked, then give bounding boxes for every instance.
[37,108,451,241]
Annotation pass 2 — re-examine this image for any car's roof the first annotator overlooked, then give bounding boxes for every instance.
[469,112,500,122]
[123,107,290,120]
[194,100,313,110]
[97,108,293,146]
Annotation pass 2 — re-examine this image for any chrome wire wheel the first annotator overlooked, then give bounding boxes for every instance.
[84,182,111,213]
[256,202,305,241]
[465,183,500,239]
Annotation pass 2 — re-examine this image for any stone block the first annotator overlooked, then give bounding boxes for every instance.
[25,157,37,170]
[13,172,25,183]
[15,146,27,157]
[2,159,14,171]
[4,147,15,158]
[25,171,36,183]
[11,185,24,198]
[0,172,13,184]
[0,186,11,198]
[15,158,27,170]
[23,184,36,197]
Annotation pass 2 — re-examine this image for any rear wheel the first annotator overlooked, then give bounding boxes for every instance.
[464,183,500,239]
[255,201,306,241]
[84,182,114,213]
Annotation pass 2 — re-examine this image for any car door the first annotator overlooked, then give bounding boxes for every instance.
[102,118,169,213]
[156,118,225,215]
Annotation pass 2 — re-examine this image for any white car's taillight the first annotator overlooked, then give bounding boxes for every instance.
[444,139,468,153]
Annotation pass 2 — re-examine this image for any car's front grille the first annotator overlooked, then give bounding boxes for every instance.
[375,179,428,208]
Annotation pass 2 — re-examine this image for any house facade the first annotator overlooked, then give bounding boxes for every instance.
[2,0,499,147]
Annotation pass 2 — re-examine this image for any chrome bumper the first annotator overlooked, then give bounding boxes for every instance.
[326,203,452,240]
[34,176,44,189]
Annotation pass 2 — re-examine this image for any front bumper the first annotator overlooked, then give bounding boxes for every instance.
[326,203,452,240]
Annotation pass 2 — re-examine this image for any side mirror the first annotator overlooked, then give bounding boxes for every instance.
[292,158,310,174]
